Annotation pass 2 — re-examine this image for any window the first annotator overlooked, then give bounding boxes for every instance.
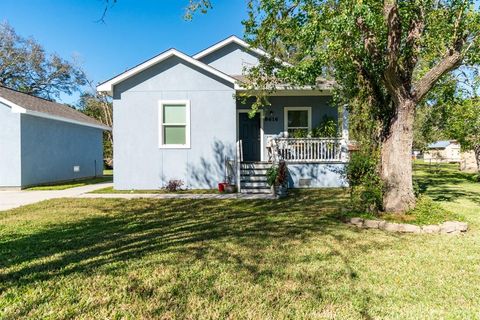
[284,107,312,136]
[159,100,190,148]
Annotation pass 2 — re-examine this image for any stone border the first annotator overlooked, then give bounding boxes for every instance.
[348,218,468,235]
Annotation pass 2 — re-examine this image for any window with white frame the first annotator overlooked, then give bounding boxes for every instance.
[284,107,312,136]
[159,100,190,148]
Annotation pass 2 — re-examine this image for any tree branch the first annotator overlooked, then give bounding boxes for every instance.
[383,0,409,103]
[413,50,463,102]
[355,16,381,60]
[404,6,425,84]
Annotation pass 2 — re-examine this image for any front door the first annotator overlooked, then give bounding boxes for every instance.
[239,112,261,161]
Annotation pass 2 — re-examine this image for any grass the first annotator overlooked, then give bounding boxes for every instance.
[92,186,220,194]
[0,165,479,319]
[26,171,113,191]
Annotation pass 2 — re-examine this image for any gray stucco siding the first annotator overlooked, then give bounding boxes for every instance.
[113,56,236,190]
[0,103,21,187]
[20,114,103,187]
[288,163,348,188]
[198,42,261,76]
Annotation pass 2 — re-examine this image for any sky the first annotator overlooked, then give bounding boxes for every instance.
[0,0,248,104]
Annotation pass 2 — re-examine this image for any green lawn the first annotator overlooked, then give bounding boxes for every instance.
[1,165,479,319]
[26,171,113,191]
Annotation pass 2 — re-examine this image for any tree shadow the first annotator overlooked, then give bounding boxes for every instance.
[0,191,402,318]
[188,139,234,188]
[414,163,480,205]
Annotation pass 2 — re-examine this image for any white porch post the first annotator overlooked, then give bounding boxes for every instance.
[341,105,349,162]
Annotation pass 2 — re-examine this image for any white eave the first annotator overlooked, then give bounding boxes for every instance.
[193,35,292,67]
[97,48,241,94]
[0,97,111,131]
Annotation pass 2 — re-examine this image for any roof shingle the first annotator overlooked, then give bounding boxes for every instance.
[0,86,108,129]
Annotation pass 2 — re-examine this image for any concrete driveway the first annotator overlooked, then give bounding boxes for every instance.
[0,182,113,211]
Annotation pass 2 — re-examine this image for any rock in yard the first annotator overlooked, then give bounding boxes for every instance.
[350,217,364,227]
[364,219,380,229]
[440,221,468,234]
[400,224,422,234]
[382,222,403,232]
[455,222,468,232]
[422,225,441,234]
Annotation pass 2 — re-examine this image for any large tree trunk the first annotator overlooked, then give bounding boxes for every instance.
[381,100,416,212]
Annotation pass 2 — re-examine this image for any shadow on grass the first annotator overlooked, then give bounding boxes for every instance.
[414,163,480,205]
[0,189,398,319]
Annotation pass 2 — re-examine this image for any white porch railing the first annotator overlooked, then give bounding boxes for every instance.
[272,138,347,162]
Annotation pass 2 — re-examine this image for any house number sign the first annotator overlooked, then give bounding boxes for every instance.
[264,116,278,122]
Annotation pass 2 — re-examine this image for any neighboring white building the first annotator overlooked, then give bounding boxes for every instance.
[460,150,478,172]
[424,140,461,163]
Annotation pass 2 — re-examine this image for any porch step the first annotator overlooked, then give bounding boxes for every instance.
[239,161,272,194]
[241,181,269,188]
[241,175,268,182]
[241,169,268,176]
[240,188,271,194]
[240,162,272,170]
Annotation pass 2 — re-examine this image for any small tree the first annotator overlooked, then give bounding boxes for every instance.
[77,83,114,167]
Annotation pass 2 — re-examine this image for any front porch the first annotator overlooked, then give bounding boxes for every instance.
[232,95,349,192]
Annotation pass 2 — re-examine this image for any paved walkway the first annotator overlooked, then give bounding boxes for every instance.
[78,193,275,200]
[0,182,113,211]
[0,183,274,211]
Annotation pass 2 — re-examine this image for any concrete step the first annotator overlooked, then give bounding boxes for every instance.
[240,188,272,194]
[241,169,268,176]
[240,162,272,170]
[241,181,269,188]
[241,175,268,182]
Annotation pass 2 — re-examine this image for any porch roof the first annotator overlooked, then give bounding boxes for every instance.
[232,75,335,95]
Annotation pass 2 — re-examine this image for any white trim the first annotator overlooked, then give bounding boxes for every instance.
[284,107,312,135]
[194,36,268,60]
[97,49,237,94]
[1,97,110,130]
[158,100,191,149]
[0,97,26,113]
[236,109,264,161]
[193,36,291,67]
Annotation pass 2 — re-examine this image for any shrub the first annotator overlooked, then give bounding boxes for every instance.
[346,151,383,213]
[312,115,338,137]
[165,179,184,192]
[266,161,288,187]
[266,166,278,186]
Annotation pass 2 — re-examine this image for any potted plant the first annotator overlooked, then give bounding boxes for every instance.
[224,184,237,193]
[266,160,288,198]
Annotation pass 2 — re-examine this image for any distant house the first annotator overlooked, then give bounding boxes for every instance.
[460,150,478,172]
[98,36,349,193]
[424,140,461,163]
[0,86,111,189]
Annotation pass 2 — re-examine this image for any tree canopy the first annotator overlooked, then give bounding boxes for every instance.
[241,0,480,212]
[0,23,86,100]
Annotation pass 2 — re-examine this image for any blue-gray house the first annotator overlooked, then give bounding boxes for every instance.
[98,36,349,192]
[0,86,110,189]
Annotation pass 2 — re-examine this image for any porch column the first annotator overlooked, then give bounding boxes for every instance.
[341,105,349,162]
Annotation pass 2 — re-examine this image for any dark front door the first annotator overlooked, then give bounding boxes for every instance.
[239,112,261,161]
